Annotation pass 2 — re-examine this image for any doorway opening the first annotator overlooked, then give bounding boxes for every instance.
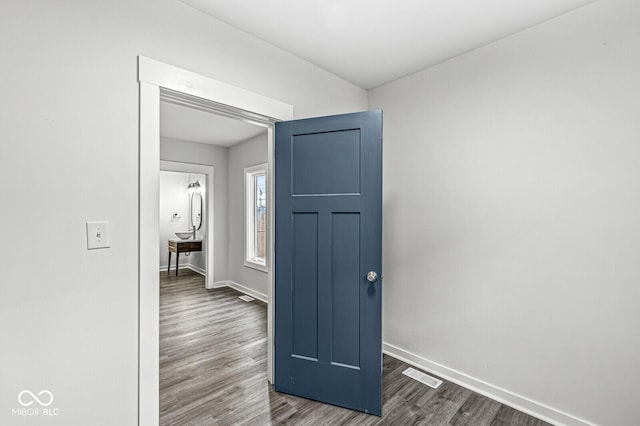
[159,163,213,287]
[139,56,293,425]
[158,98,272,424]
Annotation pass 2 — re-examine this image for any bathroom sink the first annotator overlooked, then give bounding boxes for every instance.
[175,231,193,240]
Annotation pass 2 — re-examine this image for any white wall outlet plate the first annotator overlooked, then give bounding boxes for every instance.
[86,221,110,249]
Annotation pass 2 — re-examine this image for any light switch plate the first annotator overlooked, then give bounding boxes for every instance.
[86,221,110,249]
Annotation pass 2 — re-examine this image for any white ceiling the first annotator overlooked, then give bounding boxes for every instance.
[160,101,266,146]
[163,1,595,140]
[180,0,595,89]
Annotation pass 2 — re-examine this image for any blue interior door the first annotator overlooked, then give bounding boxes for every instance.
[274,110,383,415]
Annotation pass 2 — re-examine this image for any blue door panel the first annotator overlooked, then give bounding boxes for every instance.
[292,130,361,195]
[275,110,382,415]
[331,213,361,368]
[291,213,319,360]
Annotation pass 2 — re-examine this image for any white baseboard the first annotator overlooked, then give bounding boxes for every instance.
[187,264,206,276]
[212,280,229,289]
[228,281,268,303]
[382,342,597,426]
[159,264,205,276]
[211,280,268,303]
[159,264,188,272]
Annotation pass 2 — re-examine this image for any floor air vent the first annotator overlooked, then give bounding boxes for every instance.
[402,367,443,389]
[239,295,255,302]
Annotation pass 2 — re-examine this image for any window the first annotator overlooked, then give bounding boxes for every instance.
[245,164,268,272]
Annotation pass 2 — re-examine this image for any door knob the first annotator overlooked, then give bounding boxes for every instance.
[367,271,378,283]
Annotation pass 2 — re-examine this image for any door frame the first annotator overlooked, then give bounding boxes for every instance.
[159,161,215,288]
[138,56,293,426]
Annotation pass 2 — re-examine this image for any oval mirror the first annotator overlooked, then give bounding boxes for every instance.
[191,192,203,230]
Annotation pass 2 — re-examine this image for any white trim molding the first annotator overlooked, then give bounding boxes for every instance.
[160,264,206,276]
[138,56,293,121]
[138,81,160,426]
[211,280,268,304]
[187,264,206,276]
[382,342,598,426]
[265,126,275,386]
[212,280,229,289]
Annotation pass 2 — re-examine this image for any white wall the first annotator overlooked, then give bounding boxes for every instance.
[228,132,269,297]
[159,171,206,272]
[161,138,228,280]
[368,1,640,425]
[0,0,367,424]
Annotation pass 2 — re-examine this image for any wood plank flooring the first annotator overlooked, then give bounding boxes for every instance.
[160,270,551,426]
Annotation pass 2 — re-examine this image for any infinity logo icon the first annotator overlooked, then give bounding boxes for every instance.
[18,390,54,407]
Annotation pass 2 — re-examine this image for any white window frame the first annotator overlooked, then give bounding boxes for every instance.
[244,163,268,272]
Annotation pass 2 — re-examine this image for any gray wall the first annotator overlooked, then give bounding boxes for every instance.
[228,132,269,296]
[368,1,640,425]
[0,0,367,424]
[161,137,229,281]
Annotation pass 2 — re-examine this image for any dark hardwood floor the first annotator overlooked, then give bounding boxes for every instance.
[160,270,550,426]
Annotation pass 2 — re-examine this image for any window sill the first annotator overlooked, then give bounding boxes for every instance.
[244,260,268,273]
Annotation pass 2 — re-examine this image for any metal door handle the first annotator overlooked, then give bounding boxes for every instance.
[367,271,378,283]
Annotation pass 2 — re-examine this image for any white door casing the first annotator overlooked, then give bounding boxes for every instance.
[138,56,293,426]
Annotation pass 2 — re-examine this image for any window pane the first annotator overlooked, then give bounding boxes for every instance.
[255,174,266,263]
